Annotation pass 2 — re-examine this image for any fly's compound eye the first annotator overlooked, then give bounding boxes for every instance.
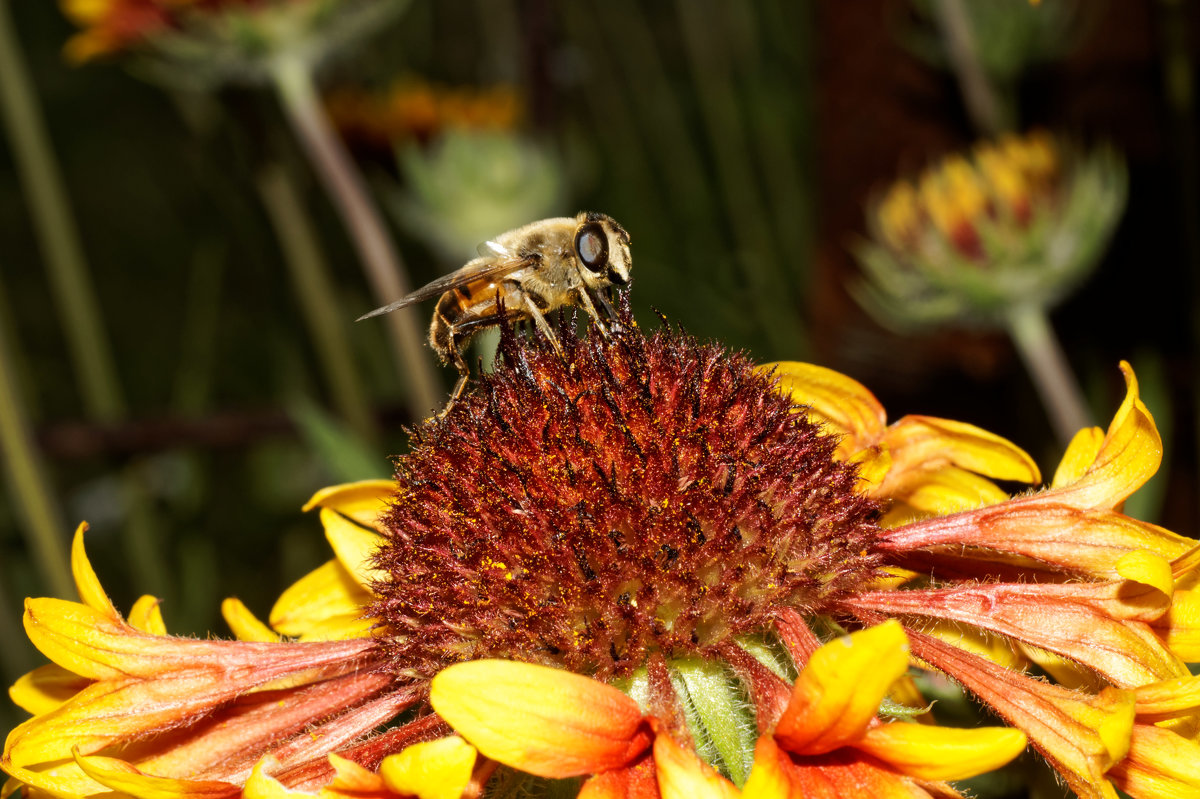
[575,223,609,273]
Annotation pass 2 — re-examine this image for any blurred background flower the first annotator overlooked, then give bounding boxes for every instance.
[854,130,1127,444]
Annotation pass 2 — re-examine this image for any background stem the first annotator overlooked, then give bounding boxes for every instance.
[0,0,123,421]
[0,284,72,599]
[1005,304,1092,446]
[271,55,442,419]
[931,0,1013,136]
[256,162,377,442]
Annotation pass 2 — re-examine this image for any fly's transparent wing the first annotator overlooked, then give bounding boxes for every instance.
[356,254,538,321]
[478,239,512,259]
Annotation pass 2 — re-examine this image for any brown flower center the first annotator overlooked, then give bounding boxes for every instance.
[369,315,882,681]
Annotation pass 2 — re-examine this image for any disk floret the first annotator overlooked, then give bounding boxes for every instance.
[370,316,883,681]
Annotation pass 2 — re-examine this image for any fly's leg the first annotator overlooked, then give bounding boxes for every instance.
[437,316,498,416]
[575,288,611,337]
[521,291,565,358]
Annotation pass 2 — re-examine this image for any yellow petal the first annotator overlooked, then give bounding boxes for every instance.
[71,525,116,618]
[429,660,649,778]
[8,664,90,716]
[1171,545,1200,588]
[740,736,793,799]
[73,751,238,799]
[1115,550,1175,600]
[774,621,908,755]
[652,729,739,799]
[1109,723,1200,798]
[1017,643,1103,692]
[320,509,386,591]
[879,466,1011,515]
[22,598,136,681]
[1153,588,1200,661]
[269,559,374,641]
[882,415,1040,484]
[918,622,1026,671]
[60,0,111,25]
[303,481,396,531]
[220,598,280,643]
[854,723,1027,781]
[244,758,305,799]
[0,758,107,799]
[1134,674,1200,717]
[1052,427,1105,488]
[1051,362,1162,510]
[379,737,476,799]
[761,362,887,457]
[325,753,385,795]
[127,596,167,636]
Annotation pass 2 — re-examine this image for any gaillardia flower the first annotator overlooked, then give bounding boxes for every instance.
[854,130,1126,331]
[6,310,1200,799]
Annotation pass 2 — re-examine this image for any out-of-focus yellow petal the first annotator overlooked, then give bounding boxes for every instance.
[1153,588,1200,661]
[379,736,476,799]
[1172,545,1200,588]
[882,415,1040,484]
[854,723,1026,781]
[867,567,920,591]
[60,0,112,25]
[244,758,303,799]
[220,598,280,643]
[1108,723,1200,798]
[62,29,124,63]
[1116,550,1175,600]
[761,362,887,457]
[1134,674,1200,718]
[325,753,385,795]
[303,481,396,531]
[652,730,739,799]
[320,509,386,591]
[9,665,90,716]
[1052,427,1105,488]
[1051,362,1162,511]
[0,758,106,799]
[429,660,649,779]
[1017,643,1103,692]
[71,525,116,618]
[127,596,166,636]
[73,751,238,799]
[269,560,374,642]
[919,622,1026,671]
[741,735,794,799]
[853,448,892,494]
[880,466,1011,515]
[774,621,908,755]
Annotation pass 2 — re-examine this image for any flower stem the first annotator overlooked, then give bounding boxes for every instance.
[0,286,73,599]
[0,0,123,421]
[931,0,1015,136]
[270,55,442,419]
[1005,304,1092,446]
[256,161,377,442]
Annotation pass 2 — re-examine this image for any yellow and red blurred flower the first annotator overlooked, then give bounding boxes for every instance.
[856,130,1126,331]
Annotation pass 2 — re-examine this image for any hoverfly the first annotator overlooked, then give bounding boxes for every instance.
[359,211,632,410]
